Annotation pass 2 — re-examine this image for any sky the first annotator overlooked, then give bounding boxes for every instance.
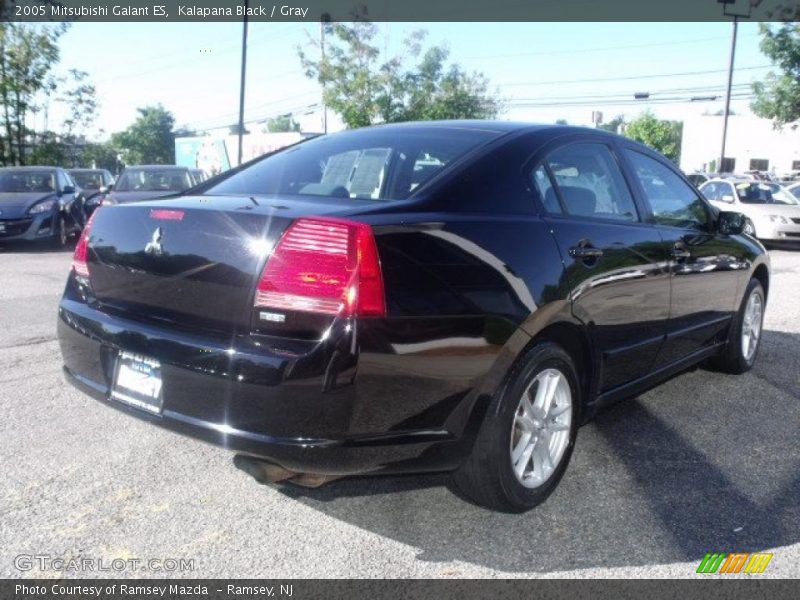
[42,21,771,140]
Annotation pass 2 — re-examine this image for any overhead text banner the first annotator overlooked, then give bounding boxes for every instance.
[2,0,799,22]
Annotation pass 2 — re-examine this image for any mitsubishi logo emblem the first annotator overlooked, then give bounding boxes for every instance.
[144,227,164,256]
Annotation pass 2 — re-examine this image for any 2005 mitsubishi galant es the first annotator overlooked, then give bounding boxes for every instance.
[58,121,769,512]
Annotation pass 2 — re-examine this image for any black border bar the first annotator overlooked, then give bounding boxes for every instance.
[3,0,800,22]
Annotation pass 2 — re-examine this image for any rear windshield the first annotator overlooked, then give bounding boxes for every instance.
[204,128,499,201]
[70,171,106,189]
[116,168,192,192]
[0,171,56,193]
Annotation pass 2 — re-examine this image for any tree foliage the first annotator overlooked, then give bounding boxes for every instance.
[111,105,176,165]
[265,114,301,132]
[598,114,625,134]
[0,23,68,165]
[751,23,800,128]
[623,112,683,162]
[299,22,502,128]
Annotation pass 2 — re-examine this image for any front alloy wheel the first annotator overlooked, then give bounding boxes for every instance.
[712,277,765,374]
[740,287,763,363]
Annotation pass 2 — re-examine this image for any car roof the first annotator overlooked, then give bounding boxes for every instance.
[68,168,108,172]
[0,166,60,171]
[122,165,188,170]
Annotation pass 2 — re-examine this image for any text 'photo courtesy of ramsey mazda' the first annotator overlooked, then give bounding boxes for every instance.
[57,121,769,512]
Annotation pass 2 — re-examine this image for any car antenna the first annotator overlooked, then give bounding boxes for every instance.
[249,196,259,206]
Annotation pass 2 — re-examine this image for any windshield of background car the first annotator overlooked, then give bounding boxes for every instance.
[115,169,192,192]
[70,172,105,189]
[736,182,799,205]
[0,171,56,193]
[204,128,500,200]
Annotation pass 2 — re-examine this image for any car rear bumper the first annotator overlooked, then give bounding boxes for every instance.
[57,293,466,476]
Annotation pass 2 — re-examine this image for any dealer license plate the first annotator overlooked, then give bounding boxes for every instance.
[111,352,163,414]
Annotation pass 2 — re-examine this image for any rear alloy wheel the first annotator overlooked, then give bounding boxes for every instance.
[510,368,573,489]
[453,341,580,512]
[713,277,765,374]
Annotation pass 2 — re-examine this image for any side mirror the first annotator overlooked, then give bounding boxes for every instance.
[99,185,109,194]
[721,194,734,203]
[61,185,75,195]
[718,211,746,235]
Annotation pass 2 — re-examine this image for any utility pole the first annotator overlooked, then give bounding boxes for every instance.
[719,16,738,173]
[237,0,249,166]
[320,20,328,134]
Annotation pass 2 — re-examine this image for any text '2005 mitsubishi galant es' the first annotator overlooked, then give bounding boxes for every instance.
[58,121,769,512]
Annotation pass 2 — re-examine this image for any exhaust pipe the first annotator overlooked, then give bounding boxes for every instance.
[233,454,295,484]
[233,455,342,488]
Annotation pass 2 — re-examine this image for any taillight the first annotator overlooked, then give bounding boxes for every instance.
[150,209,184,221]
[255,217,385,317]
[72,209,99,279]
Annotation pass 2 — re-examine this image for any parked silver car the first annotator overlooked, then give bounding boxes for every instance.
[700,178,800,244]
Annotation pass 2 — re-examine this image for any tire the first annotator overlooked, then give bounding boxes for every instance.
[453,341,581,512]
[50,213,68,249]
[743,218,756,237]
[713,278,765,374]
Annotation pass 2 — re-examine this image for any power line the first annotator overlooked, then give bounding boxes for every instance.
[464,33,758,61]
[495,64,771,88]
[506,92,755,108]
[508,83,752,103]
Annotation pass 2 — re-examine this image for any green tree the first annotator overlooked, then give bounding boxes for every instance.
[751,23,800,127]
[0,23,68,165]
[598,114,625,134]
[299,22,502,128]
[624,112,683,162]
[58,69,98,166]
[265,114,301,132]
[83,142,120,172]
[111,105,176,165]
[555,118,568,125]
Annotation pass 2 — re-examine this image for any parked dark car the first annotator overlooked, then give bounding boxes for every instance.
[68,168,115,217]
[189,168,209,186]
[58,121,769,511]
[0,166,85,246]
[103,165,193,205]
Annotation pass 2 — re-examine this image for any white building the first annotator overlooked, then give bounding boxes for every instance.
[680,114,800,175]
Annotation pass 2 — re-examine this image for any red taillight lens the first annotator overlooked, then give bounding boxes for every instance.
[72,209,99,278]
[255,217,386,317]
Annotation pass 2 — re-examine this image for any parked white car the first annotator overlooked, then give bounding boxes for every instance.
[787,181,800,201]
[700,178,800,244]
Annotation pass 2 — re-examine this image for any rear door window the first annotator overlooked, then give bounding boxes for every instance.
[536,143,639,222]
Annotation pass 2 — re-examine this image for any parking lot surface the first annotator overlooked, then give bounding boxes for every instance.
[1,243,798,578]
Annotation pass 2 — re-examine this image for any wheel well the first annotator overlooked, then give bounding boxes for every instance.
[753,264,769,300]
[533,322,594,406]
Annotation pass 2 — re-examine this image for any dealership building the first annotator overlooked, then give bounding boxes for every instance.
[680,113,800,175]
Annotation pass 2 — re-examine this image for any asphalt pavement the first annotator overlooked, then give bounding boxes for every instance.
[0,242,798,578]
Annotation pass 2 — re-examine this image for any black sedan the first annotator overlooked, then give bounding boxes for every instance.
[104,165,194,205]
[58,121,769,511]
[0,166,85,246]
[68,168,115,217]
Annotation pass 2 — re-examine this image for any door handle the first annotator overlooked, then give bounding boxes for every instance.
[670,245,691,260]
[569,245,604,259]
